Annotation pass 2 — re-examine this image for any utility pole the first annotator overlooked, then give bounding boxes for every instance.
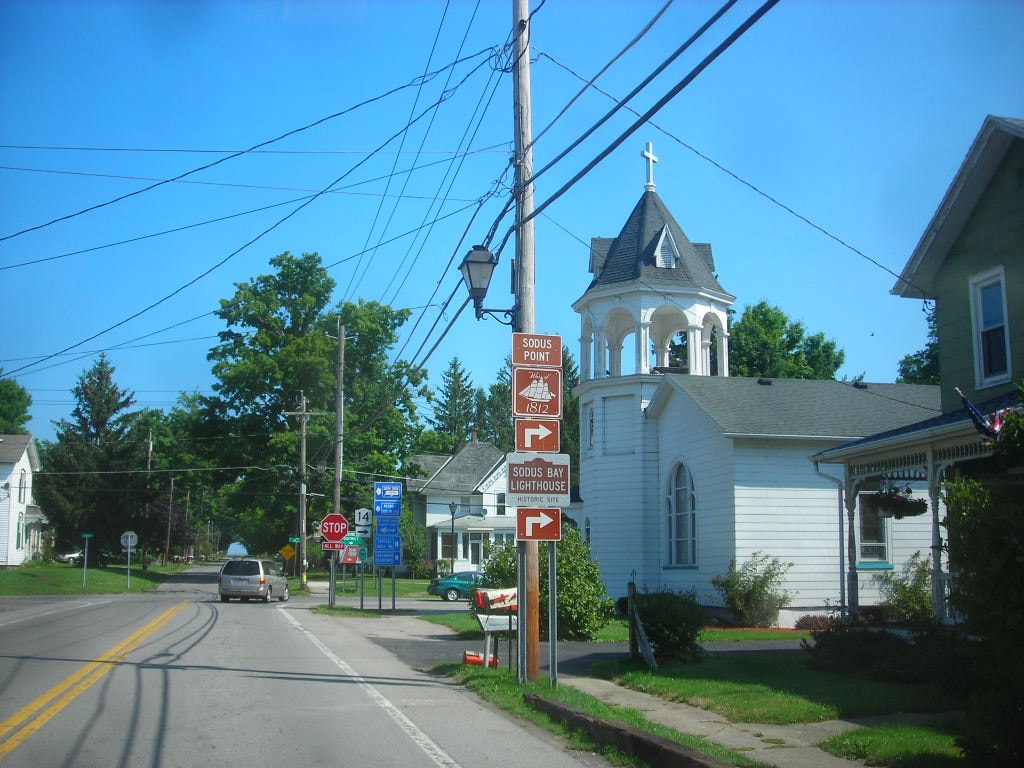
[513,0,539,683]
[284,394,325,590]
[330,321,346,608]
[164,477,174,566]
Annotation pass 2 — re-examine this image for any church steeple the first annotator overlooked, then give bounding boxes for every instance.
[642,141,658,192]
[573,143,735,380]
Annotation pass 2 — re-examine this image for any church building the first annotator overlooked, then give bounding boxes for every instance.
[570,145,939,625]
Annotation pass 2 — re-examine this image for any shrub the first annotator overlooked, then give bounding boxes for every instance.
[794,614,833,632]
[802,624,910,675]
[803,622,975,690]
[633,589,707,662]
[711,552,792,627]
[944,467,1024,766]
[481,527,614,641]
[872,550,932,623]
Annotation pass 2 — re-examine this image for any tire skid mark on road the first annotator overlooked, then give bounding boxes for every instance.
[0,601,188,760]
[278,608,462,768]
[0,599,114,628]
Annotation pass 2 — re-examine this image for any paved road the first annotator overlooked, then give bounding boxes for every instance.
[0,566,614,768]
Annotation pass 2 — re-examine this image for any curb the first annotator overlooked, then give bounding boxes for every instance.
[523,693,734,768]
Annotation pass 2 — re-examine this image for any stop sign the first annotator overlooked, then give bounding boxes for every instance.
[319,513,349,543]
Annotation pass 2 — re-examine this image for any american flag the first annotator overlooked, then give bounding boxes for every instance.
[955,387,1008,441]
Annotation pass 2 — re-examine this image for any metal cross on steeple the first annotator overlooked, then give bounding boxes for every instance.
[642,141,658,192]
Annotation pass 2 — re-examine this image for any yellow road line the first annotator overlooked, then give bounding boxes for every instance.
[0,601,187,759]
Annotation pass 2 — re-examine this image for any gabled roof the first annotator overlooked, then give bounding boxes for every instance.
[651,376,941,440]
[816,387,1021,460]
[893,115,1024,298]
[584,190,731,298]
[411,441,505,495]
[405,453,451,493]
[0,435,40,470]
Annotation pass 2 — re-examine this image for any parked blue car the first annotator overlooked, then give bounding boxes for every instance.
[427,571,486,601]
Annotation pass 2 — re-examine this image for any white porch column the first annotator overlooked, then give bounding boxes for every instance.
[608,341,623,376]
[687,324,702,376]
[594,326,608,378]
[718,331,730,377]
[580,329,593,382]
[636,321,651,374]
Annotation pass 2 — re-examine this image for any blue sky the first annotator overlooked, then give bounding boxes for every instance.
[2,0,1022,442]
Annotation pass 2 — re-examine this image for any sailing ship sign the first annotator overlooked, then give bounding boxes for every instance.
[512,366,562,418]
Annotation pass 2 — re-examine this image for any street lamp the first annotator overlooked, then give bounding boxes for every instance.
[459,246,516,327]
[449,502,458,575]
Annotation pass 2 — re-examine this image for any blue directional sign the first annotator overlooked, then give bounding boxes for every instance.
[375,517,400,536]
[373,534,402,567]
[374,481,403,500]
[373,500,401,516]
[374,549,401,567]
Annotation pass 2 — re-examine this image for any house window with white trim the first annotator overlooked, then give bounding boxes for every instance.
[970,267,1010,388]
[666,464,696,566]
[496,493,506,516]
[858,493,889,565]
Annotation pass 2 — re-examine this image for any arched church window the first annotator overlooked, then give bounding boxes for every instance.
[667,463,696,566]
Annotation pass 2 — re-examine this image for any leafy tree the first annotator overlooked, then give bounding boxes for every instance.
[482,526,614,640]
[426,357,476,452]
[942,403,1024,765]
[195,251,426,554]
[0,371,32,434]
[897,305,939,384]
[35,356,157,560]
[729,300,845,379]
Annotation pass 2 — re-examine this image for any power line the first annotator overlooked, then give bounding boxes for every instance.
[6,71,498,378]
[527,0,738,188]
[0,46,497,244]
[519,0,781,234]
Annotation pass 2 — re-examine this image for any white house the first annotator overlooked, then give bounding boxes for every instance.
[408,438,517,573]
[1,434,46,567]
[569,151,939,625]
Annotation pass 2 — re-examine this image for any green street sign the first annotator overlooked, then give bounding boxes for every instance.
[342,535,363,546]
[82,533,94,538]
[288,537,302,543]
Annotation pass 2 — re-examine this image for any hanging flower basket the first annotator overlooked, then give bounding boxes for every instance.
[876,486,928,519]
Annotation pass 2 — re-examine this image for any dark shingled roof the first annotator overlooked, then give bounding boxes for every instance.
[661,376,941,439]
[413,441,505,495]
[405,453,451,493]
[818,387,1021,456]
[586,190,728,295]
[0,435,33,463]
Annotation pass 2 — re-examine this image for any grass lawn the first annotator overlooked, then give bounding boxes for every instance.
[593,655,959,725]
[448,663,775,768]
[421,610,968,767]
[419,612,811,645]
[309,571,433,599]
[0,560,189,595]
[821,723,965,767]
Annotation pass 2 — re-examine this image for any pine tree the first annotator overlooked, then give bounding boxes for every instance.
[428,357,477,452]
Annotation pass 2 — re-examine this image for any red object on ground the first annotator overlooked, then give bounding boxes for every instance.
[462,651,499,668]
